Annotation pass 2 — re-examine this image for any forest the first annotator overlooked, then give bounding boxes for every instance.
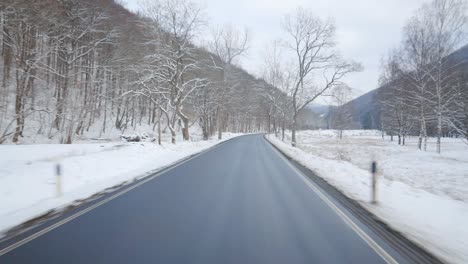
[0,0,293,144]
[0,0,361,146]
[371,0,468,153]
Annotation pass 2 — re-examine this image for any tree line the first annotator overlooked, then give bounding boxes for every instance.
[378,0,468,153]
[1,0,361,147]
[0,0,288,144]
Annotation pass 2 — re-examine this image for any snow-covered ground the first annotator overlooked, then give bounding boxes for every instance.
[267,130,468,264]
[1,118,211,145]
[0,132,241,236]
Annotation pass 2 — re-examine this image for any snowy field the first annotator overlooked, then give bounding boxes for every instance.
[267,130,468,264]
[0,132,241,236]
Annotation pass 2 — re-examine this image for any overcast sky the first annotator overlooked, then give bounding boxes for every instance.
[121,0,427,99]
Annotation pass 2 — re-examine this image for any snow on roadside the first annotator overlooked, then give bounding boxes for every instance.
[0,133,241,235]
[290,130,468,202]
[267,134,468,264]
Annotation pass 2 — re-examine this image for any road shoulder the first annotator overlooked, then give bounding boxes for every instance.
[264,135,443,264]
[0,135,244,255]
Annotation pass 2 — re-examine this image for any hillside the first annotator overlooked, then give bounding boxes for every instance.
[344,44,468,131]
[341,89,380,129]
[0,0,278,144]
[296,104,330,129]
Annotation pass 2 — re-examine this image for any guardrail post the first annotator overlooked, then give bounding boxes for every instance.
[56,163,62,198]
[371,161,377,204]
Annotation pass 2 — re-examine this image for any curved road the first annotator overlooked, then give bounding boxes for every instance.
[1,135,395,263]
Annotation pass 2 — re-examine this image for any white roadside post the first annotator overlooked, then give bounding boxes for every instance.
[56,164,62,197]
[371,161,377,204]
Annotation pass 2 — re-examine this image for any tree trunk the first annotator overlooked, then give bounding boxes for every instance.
[157,111,162,145]
[181,117,190,141]
[273,118,278,137]
[436,113,442,154]
[267,113,271,134]
[418,106,427,151]
[202,117,209,140]
[418,133,422,150]
[291,118,297,147]
[217,109,222,140]
[281,116,285,141]
[423,130,428,151]
[170,128,176,144]
[13,82,24,143]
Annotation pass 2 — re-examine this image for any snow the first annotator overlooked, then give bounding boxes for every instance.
[1,119,210,145]
[0,132,242,236]
[267,131,468,264]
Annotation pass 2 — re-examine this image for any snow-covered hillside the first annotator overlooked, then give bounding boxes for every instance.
[267,130,468,264]
[0,133,242,236]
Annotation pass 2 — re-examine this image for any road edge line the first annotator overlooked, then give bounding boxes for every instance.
[264,135,398,264]
[0,135,244,256]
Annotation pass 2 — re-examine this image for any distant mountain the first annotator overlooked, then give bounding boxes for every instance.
[343,44,468,130]
[341,89,380,129]
[297,104,330,129]
[306,104,330,116]
[448,43,468,61]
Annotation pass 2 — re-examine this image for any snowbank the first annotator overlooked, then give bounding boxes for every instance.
[0,133,241,235]
[267,132,468,264]
[292,130,468,202]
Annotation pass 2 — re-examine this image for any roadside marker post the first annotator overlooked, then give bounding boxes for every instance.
[371,161,377,204]
[56,164,62,198]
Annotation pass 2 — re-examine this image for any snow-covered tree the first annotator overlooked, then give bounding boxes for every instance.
[207,24,249,139]
[282,7,360,146]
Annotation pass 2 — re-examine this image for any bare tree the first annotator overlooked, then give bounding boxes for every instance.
[400,15,433,150]
[422,0,467,153]
[329,84,353,140]
[141,0,207,142]
[207,24,249,139]
[1,1,41,142]
[401,0,467,153]
[283,7,360,146]
[260,40,293,140]
[379,52,414,145]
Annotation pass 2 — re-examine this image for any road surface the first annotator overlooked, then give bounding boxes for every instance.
[1,134,400,263]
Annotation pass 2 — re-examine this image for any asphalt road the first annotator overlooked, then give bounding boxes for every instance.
[0,134,395,263]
